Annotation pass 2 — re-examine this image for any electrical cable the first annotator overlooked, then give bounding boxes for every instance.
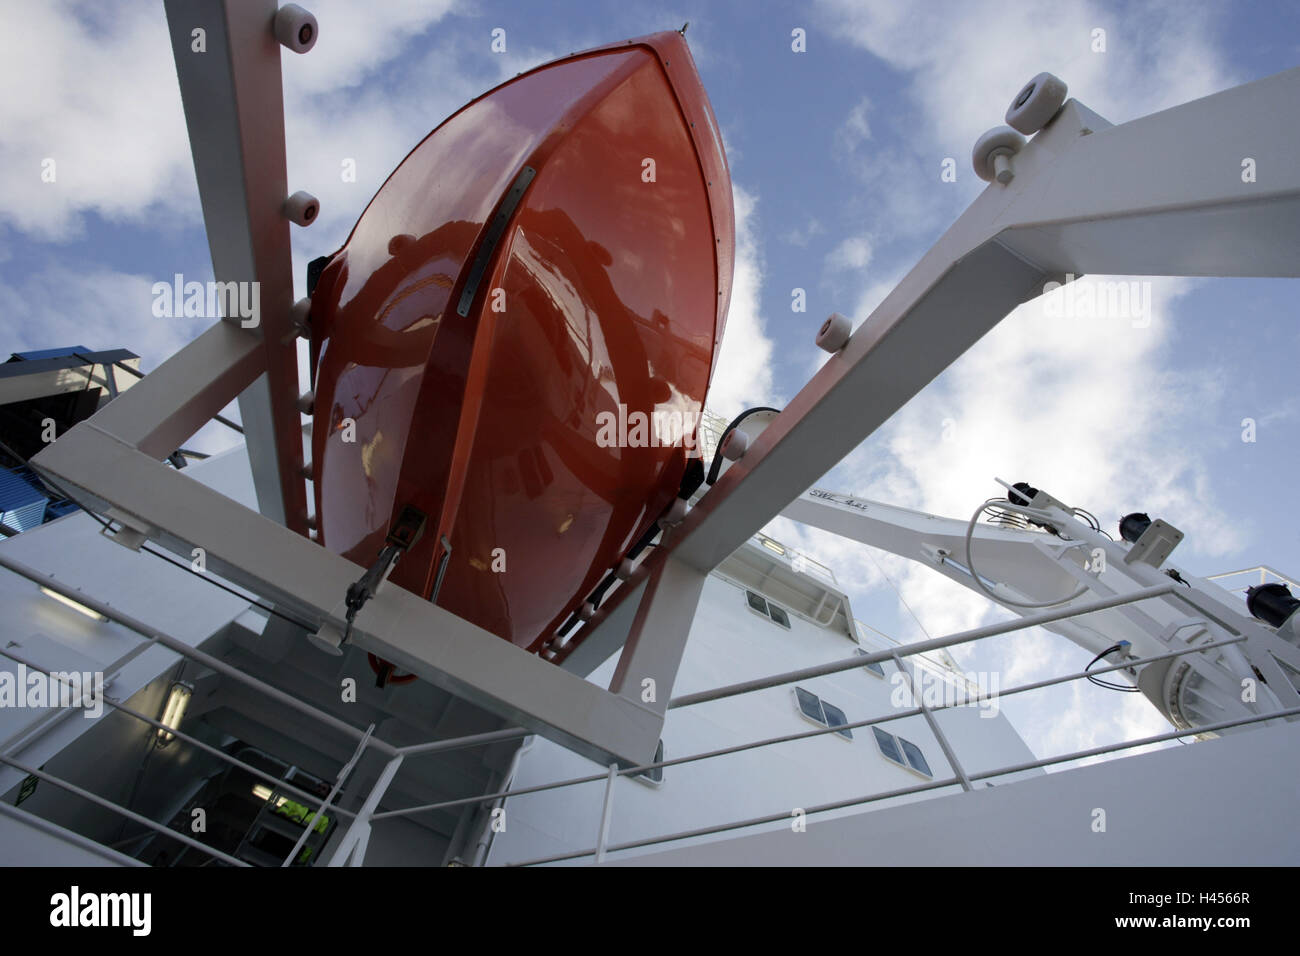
[964,497,1090,609]
[705,406,780,485]
[1085,643,1142,692]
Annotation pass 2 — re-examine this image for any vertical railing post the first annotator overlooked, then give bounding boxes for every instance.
[893,651,973,791]
[281,723,375,867]
[327,753,404,867]
[593,763,618,864]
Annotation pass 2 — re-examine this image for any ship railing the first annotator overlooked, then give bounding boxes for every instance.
[370,580,1297,866]
[1206,565,1299,599]
[3,554,1295,867]
[854,617,972,690]
[0,549,530,868]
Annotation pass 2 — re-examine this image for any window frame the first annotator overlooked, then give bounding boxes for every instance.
[872,726,934,778]
[873,728,935,780]
[792,686,853,741]
[854,647,886,678]
[896,736,933,777]
[872,726,907,767]
[744,590,792,630]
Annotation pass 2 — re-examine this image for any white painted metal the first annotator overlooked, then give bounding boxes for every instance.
[599,718,1300,867]
[17,22,1300,808]
[327,754,404,867]
[281,723,374,867]
[163,0,307,529]
[573,71,1300,672]
[27,424,667,765]
[593,763,618,864]
[783,485,1300,734]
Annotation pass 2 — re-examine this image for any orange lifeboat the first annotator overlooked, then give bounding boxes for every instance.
[307,31,733,659]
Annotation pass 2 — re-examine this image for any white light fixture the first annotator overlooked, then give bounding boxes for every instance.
[251,784,288,808]
[760,538,786,556]
[156,682,193,745]
[39,586,107,622]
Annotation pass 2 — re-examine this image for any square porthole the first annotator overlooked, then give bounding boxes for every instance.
[767,604,791,629]
[746,590,769,615]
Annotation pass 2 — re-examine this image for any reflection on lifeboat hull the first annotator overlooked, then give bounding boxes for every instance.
[309,31,734,655]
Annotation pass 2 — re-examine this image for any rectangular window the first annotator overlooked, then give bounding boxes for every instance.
[744,591,791,629]
[854,648,885,678]
[820,701,853,740]
[794,687,852,741]
[794,686,824,723]
[872,727,933,777]
[872,726,906,766]
[897,737,932,777]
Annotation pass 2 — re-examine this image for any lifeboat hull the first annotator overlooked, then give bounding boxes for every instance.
[309,31,734,654]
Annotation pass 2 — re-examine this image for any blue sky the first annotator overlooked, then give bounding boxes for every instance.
[2,0,1298,763]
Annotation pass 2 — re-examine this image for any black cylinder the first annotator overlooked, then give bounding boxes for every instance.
[1009,482,1038,507]
[1119,512,1151,543]
[1246,583,1300,628]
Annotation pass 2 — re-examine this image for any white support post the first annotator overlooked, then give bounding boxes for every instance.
[607,548,708,761]
[28,429,663,767]
[593,763,618,865]
[327,754,404,867]
[282,723,375,867]
[163,0,307,530]
[893,652,972,791]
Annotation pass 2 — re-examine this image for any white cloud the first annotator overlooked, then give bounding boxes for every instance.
[817,0,1238,163]
[0,1,479,248]
[781,218,824,247]
[793,0,1245,764]
[0,265,200,368]
[707,183,779,419]
[826,233,874,272]
[0,2,193,241]
[835,95,872,153]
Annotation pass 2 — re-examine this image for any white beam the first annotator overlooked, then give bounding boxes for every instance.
[163,0,307,529]
[30,422,663,767]
[570,70,1300,659]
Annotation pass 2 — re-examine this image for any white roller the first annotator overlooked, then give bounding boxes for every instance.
[284,190,319,226]
[972,126,1027,183]
[662,498,688,526]
[1005,72,1068,135]
[720,429,749,461]
[816,312,851,352]
[274,4,318,54]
